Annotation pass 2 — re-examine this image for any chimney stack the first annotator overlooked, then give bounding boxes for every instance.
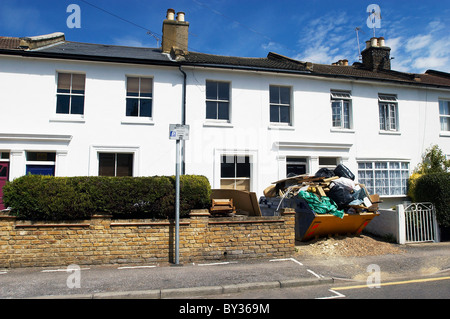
[162,8,189,54]
[361,37,391,71]
[19,32,65,50]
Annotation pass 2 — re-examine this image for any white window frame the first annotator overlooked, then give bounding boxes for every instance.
[379,94,399,132]
[439,100,450,132]
[125,76,153,118]
[205,80,231,122]
[89,146,140,177]
[286,157,308,177]
[56,72,86,115]
[269,85,292,125]
[331,91,352,129]
[214,149,257,192]
[357,160,410,197]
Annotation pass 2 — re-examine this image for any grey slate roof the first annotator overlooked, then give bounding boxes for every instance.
[1,36,450,89]
[37,41,172,63]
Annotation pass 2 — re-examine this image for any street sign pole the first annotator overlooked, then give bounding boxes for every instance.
[175,138,180,265]
[169,124,189,265]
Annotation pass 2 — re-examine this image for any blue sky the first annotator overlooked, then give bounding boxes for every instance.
[1,0,449,73]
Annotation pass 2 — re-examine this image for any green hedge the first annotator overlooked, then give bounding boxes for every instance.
[413,173,450,228]
[3,175,211,221]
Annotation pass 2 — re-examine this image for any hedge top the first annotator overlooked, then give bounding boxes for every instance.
[3,175,211,221]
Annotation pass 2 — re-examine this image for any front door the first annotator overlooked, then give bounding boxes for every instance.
[0,162,9,210]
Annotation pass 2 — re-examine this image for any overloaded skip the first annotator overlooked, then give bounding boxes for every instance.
[263,164,381,241]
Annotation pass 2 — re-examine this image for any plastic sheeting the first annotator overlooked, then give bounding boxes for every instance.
[298,191,344,219]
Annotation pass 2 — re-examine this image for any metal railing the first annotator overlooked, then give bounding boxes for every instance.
[404,203,439,243]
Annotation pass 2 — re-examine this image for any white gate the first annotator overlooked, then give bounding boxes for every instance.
[404,203,439,243]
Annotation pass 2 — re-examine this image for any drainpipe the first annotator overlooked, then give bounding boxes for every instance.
[179,65,187,175]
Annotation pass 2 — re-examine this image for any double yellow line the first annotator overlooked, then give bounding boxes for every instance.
[333,276,450,291]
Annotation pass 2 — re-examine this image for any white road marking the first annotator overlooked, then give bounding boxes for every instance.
[269,258,303,266]
[316,289,346,299]
[307,269,322,279]
[197,261,238,266]
[41,268,90,272]
[117,265,157,270]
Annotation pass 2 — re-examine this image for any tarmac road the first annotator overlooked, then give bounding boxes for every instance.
[0,242,449,300]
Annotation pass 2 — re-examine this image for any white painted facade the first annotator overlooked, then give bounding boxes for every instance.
[1,52,450,209]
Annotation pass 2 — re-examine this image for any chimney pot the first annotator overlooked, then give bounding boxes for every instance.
[370,37,378,47]
[176,12,185,22]
[378,37,385,47]
[166,8,175,20]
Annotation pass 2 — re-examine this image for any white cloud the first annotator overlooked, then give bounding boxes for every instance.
[413,56,448,70]
[293,11,357,64]
[405,35,432,52]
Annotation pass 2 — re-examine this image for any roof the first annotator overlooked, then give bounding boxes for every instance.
[1,35,450,89]
[181,51,311,73]
[0,37,21,50]
[38,41,172,63]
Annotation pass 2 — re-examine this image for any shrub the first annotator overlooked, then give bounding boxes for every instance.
[413,173,450,228]
[407,172,422,202]
[3,175,211,221]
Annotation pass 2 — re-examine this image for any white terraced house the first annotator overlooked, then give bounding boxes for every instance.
[1,9,450,211]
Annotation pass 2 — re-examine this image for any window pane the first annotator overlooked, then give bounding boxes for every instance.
[379,104,386,130]
[332,101,342,127]
[279,105,290,123]
[218,82,229,101]
[220,179,236,190]
[127,77,139,97]
[27,152,56,161]
[126,98,139,117]
[71,74,85,94]
[389,104,397,130]
[99,153,115,176]
[270,86,279,104]
[441,117,450,131]
[0,166,7,177]
[234,179,250,191]
[140,99,152,117]
[70,95,85,114]
[270,105,279,122]
[343,101,350,128]
[287,164,306,176]
[280,87,290,105]
[206,81,217,100]
[0,152,10,160]
[57,73,71,94]
[140,78,153,97]
[56,95,70,114]
[375,162,387,169]
[236,156,250,178]
[116,154,133,177]
[217,102,229,120]
[206,101,217,119]
[440,101,449,115]
[390,162,400,169]
[221,155,235,178]
[319,157,337,166]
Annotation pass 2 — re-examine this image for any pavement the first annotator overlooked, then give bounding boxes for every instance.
[0,241,449,299]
